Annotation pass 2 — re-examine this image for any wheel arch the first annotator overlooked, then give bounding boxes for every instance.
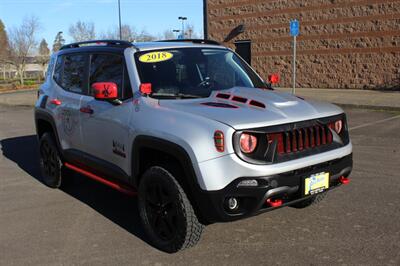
[131,135,209,223]
[34,109,63,158]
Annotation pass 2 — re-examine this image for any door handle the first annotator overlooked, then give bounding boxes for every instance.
[80,106,94,114]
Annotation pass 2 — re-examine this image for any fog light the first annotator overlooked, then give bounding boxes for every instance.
[228,197,238,210]
[237,179,258,187]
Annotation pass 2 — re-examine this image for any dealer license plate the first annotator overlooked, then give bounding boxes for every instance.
[304,172,330,195]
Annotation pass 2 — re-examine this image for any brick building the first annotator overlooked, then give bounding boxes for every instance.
[203,0,400,90]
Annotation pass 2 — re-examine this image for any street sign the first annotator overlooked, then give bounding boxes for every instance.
[290,19,300,94]
[290,19,299,37]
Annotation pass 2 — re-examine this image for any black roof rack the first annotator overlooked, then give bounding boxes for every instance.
[157,39,221,46]
[60,40,137,50]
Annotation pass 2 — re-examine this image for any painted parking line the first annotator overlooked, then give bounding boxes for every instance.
[349,114,400,131]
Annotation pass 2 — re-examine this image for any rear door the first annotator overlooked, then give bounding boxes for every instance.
[79,52,133,177]
[51,53,88,151]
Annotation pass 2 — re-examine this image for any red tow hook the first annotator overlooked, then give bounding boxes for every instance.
[339,176,350,185]
[266,198,283,208]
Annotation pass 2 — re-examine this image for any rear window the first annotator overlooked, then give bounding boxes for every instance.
[53,53,88,94]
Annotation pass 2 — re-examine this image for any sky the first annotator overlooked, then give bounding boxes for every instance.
[0,0,204,46]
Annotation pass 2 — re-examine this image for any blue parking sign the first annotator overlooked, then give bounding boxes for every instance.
[290,20,300,37]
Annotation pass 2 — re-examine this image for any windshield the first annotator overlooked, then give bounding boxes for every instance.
[134,48,266,98]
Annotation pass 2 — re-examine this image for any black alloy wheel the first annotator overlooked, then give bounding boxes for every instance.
[138,166,204,253]
[39,132,63,188]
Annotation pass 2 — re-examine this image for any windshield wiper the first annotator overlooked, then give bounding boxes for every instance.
[151,92,204,99]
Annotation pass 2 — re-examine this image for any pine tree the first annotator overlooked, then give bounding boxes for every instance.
[52,31,65,52]
[0,19,10,63]
[38,39,50,79]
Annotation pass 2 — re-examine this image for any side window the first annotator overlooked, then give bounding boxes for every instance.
[62,54,87,94]
[53,56,63,85]
[46,55,56,80]
[89,53,133,100]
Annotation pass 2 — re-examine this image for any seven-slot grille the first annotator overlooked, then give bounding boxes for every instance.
[268,124,334,155]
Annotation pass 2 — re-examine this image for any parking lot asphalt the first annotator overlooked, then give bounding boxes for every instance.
[0,105,399,266]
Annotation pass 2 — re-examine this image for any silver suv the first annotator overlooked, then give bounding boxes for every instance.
[34,40,352,253]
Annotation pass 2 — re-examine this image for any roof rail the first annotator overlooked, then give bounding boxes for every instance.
[157,39,221,46]
[60,40,137,50]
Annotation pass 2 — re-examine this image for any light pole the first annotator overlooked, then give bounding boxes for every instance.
[118,0,122,40]
[178,16,187,39]
[173,29,180,39]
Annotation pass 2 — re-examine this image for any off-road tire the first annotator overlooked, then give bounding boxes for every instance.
[291,192,328,209]
[138,166,204,253]
[39,132,64,188]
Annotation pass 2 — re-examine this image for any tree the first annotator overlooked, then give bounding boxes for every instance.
[0,19,11,79]
[161,30,175,40]
[8,16,40,85]
[69,21,96,42]
[38,39,50,79]
[136,29,156,42]
[52,31,65,52]
[101,24,136,41]
[185,24,201,39]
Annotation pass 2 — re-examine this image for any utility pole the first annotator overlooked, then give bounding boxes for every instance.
[178,16,187,39]
[118,0,122,40]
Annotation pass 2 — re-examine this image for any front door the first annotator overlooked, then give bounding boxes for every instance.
[79,53,134,176]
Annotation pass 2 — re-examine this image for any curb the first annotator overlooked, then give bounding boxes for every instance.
[335,103,400,112]
[0,88,38,95]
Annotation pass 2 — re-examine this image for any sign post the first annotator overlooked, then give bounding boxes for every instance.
[290,19,299,94]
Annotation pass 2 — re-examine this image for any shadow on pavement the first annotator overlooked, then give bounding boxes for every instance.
[0,135,150,247]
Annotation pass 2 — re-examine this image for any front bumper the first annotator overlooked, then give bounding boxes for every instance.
[194,154,352,224]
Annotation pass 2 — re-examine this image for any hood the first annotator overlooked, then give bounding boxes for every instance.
[158,87,344,130]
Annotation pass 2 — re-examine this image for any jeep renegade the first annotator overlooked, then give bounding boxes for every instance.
[34,39,352,253]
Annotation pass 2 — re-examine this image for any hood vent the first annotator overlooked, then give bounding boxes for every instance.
[201,102,238,108]
[215,93,266,109]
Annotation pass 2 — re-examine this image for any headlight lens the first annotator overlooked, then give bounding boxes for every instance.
[329,120,343,134]
[240,133,258,154]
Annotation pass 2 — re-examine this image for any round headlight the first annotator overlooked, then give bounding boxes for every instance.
[334,120,343,134]
[240,133,258,154]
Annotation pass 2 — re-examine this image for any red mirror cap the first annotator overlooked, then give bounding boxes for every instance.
[268,74,280,84]
[92,82,118,100]
[140,83,152,95]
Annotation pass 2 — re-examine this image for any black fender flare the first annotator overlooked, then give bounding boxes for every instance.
[131,135,214,223]
[34,108,64,158]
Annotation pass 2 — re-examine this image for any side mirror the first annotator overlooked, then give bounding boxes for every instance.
[92,82,118,100]
[268,74,280,85]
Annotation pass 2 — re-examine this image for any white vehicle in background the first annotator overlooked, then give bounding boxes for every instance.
[34,39,352,253]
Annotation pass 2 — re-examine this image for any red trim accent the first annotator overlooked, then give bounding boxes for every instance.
[248,100,266,109]
[214,130,225,152]
[268,73,280,84]
[215,93,231,99]
[339,176,350,185]
[92,82,118,99]
[140,83,152,94]
[266,198,283,207]
[231,96,248,103]
[298,129,304,151]
[200,102,239,108]
[64,163,137,196]
[50,99,62,106]
[80,106,94,114]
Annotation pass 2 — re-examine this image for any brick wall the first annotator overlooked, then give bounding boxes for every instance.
[205,0,400,89]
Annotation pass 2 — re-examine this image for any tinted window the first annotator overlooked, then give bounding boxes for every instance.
[61,54,87,94]
[89,53,132,99]
[53,56,63,85]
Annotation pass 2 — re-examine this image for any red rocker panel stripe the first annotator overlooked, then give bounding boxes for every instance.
[64,163,137,196]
